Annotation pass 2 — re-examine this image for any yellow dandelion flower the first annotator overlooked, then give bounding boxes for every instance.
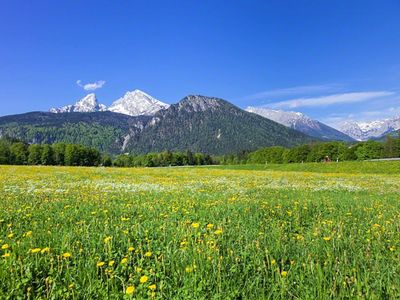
[108,260,115,267]
[24,231,33,237]
[1,244,9,250]
[140,275,149,283]
[41,247,50,254]
[323,236,331,241]
[214,229,223,235]
[30,248,41,254]
[2,253,10,258]
[128,246,135,252]
[126,286,135,294]
[185,266,193,273]
[191,222,200,228]
[271,259,276,265]
[68,283,75,289]
[97,261,105,267]
[206,223,214,229]
[149,284,156,291]
[136,267,142,273]
[103,236,112,243]
[281,271,288,277]
[121,257,128,264]
[144,251,152,257]
[62,252,71,259]
[7,233,14,238]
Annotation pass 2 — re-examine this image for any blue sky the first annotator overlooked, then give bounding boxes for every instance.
[0,0,399,128]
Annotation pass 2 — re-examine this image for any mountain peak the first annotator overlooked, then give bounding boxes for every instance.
[50,93,106,113]
[177,95,228,112]
[108,89,169,116]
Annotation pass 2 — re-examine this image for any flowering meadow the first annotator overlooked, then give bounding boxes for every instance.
[0,163,399,298]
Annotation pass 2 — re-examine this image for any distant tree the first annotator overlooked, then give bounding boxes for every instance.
[194,153,205,165]
[85,148,101,166]
[186,150,195,165]
[41,144,54,165]
[113,154,132,167]
[0,140,11,164]
[64,144,80,166]
[204,154,213,165]
[248,146,285,164]
[10,142,28,165]
[172,152,184,166]
[52,143,66,165]
[341,144,359,161]
[383,136,399,158]
[28,144,43,165]
[102,154,112,167]
[286,144,310,163]
[355,141,383,160]
[144,154,155,167]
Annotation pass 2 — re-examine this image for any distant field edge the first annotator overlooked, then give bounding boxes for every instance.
[206,161,400,174]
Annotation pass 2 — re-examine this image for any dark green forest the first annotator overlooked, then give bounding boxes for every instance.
[0,138,214,167]
[220,135,400,164]
[1,134,399,168]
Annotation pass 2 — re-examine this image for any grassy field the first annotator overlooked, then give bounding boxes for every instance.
[0,163,399,299]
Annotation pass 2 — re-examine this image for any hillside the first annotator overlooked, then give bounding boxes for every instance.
[125,95,317,154]
[0,111,150,153]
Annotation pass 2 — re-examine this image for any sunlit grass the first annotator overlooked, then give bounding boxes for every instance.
[0,164,399,298]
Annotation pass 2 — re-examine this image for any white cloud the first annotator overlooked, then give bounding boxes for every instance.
[245,84,342,100]
[269,91,394,109]
[76,80,106,91]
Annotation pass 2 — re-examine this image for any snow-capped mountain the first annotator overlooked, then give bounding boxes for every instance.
[246,107,354,141]
[50,93,107,113]
[108,90,169,116]
[340,116,400,141]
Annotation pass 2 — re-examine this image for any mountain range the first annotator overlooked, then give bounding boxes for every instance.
[1,89,398,155]
[49,93,107,113]
[0,93,317,155]
[246,107,354,142]
[339,116,400,141]
[50,90,169,116]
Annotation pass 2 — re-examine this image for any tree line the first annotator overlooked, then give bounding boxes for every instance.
[113,151,214,167]
[0,138,105,166]
[0,138,214,167]
[220,136,400,165]
[1,135,399,167]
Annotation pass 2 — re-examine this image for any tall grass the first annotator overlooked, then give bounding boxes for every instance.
[0,165,399,298]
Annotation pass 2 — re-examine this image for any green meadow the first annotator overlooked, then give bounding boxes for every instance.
[0,162,399,299]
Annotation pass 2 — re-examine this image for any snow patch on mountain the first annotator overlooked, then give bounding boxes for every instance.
[246,107,354,141]
[108,90,169,116]
[340,116,400,140]
[50,93,107,113]
[246,107,317,128]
